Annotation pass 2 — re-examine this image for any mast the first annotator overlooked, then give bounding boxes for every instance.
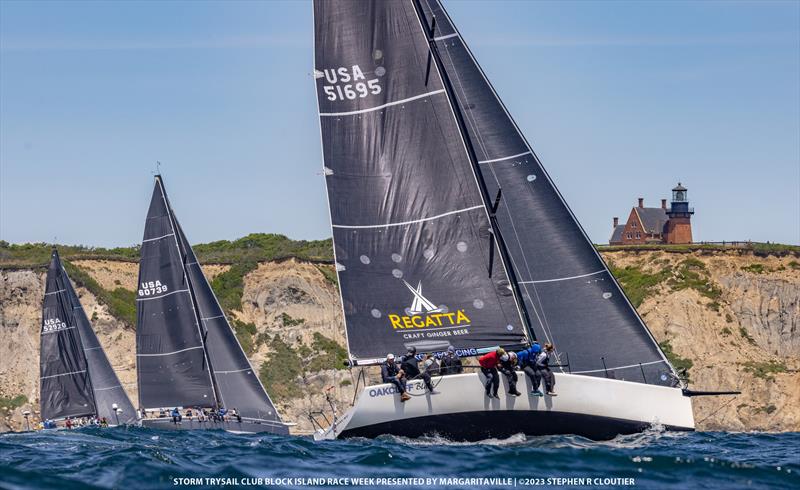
[156,175,221,408]
[410,0,535,343]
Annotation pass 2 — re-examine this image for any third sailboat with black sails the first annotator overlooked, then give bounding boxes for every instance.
[135,175,290,434]
[311,0,709,441]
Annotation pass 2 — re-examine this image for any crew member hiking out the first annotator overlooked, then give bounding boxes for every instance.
[536,343,557,396]
[517,343,543,396]
[499,351,522,396]
[440,346,463,375]
[478,348,505,398]
[381,353,410,402]
[400,347,437,394]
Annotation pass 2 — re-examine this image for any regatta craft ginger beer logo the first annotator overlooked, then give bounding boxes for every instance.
[388,280,471,338]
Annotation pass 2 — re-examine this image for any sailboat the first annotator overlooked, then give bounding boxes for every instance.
[135,175,290,435]
[40,249,137,427]
[311,0,699,441]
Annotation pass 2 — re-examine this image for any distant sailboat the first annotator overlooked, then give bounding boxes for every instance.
[312,0,698,441]
[40,249,136,427]
[135,175,290,435]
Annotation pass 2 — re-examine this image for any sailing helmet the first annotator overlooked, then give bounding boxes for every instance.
[509,352,517,362]
[496,348,506,356]
[407,346,417,355]
[447,346,456,354]
[531,343,542,354]
[501,353,509,362]
[387,353,395,360]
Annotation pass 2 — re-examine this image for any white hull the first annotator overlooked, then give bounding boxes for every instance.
[315,371,694,441]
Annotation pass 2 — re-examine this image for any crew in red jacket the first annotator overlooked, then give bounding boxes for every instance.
[478,348,505,398]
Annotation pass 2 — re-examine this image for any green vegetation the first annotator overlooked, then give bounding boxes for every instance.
[659,340,693,379]
[63,261,137,327]
[0,234,334,269]
[597,242,800,257]
[209,262,259,315]
[306,333,348,372]
[281,313,305,327]
[668,258,722,303]
[340,379,352,387]
[721,327,732,336]
[257,332,348,401]
[607,263,670,307]
[789,261,800,270]
[0,394,28,412]
[741,263,767,274]
[739,327,757,345]
[316,264,339,288]
[192,234,332,264]
[759,404,777,414]
[741,360,786,381]
[259,336,304,400]
[231,319,258,355]
[725,313,734,323]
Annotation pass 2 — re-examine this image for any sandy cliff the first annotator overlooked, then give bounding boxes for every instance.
[1,249,798,434]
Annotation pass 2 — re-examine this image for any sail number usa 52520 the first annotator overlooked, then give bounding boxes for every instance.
[320,65,381,101]
[139,280,168,297]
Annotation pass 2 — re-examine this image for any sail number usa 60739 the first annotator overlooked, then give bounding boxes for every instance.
[321,65,381,101]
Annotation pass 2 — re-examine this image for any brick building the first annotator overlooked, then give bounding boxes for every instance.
[609,183,694,245]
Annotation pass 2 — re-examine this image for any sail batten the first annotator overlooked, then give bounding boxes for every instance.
[421,0,676,384]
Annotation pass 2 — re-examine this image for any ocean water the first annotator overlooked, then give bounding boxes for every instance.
[0,428,797,490]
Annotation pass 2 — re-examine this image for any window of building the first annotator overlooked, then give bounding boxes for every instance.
[632,222,637,228]
[626,233,632,239]
[636,232,641,239]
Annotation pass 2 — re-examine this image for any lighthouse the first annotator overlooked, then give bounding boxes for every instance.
[664,182,694,244]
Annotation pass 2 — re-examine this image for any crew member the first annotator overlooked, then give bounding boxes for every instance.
[171,407,182,424]
[400,347,436,393]
[536,343,557,396]
[65,417,73,430]
[422,354,440,394]
[381,353,410,402]
[517,343,543,396]
[499,351,522,396]
[478,348,505,398]
[440,346,463,375]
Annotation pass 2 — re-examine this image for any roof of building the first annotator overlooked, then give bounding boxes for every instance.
[634,207,669,234]
[672,182,687,191]
[609,224,626,244]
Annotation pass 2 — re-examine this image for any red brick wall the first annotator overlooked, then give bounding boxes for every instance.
[665,217,693,244]
[620,209,648,245]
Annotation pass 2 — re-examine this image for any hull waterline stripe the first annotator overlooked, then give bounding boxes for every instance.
[142,233,175,243]
[41,369,87,380]
[213,368,253,375]
[478,151,532,164]
[137,345,205,357]
[44,289,66,296]
[433,33,459,41]
[135,289,190,301]
[319,89,445,117]
[332,205,483,229]
[518,270,606,284]
[571,359,666,374]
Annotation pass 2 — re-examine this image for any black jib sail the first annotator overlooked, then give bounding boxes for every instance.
[136,176,217,410]
[416,0,676,385]
[174,220,282,422]
[64,269,137,424]
[313,0,530,362]
[40,250,96,420]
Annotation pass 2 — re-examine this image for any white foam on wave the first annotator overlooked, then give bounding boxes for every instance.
[381,432,529,447]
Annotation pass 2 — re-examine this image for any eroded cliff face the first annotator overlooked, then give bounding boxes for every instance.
[1,251,798,433]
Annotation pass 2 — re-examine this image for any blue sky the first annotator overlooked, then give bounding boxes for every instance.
[1,0,798,247]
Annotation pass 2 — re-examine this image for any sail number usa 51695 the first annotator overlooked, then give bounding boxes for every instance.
[321,65,381,101]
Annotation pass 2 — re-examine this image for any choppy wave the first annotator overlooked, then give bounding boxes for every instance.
[0,428,797,489]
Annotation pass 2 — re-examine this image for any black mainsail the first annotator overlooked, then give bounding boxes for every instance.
[40,250,96,420]
[136,175,283,424]
[136,176,217,410]
[314,0,530,362]
[415,0,676,385]
[64,269,137,424]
